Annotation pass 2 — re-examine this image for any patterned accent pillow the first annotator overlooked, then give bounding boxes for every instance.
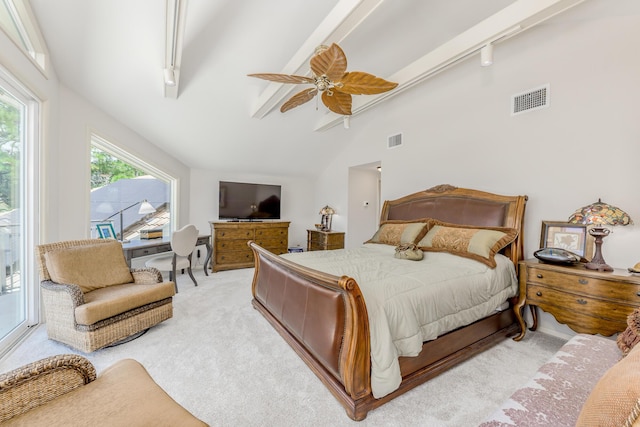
[576,343,640,426]
[417,222,518,268]
[365,220,432,246]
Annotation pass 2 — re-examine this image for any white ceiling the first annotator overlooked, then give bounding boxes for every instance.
[29,0,587,177]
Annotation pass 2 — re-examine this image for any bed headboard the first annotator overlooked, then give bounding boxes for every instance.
[380,184,528,266]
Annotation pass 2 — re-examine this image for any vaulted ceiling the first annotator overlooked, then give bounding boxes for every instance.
[29,0,587,176]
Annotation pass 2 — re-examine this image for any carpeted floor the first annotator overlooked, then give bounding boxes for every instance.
[0,267,566,426]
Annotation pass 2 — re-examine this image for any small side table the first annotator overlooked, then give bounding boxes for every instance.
[513,259,640,341]
[307,230,345,251]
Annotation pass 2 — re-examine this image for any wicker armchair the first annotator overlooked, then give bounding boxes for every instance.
[36,239,176,352]
[0,354,208,426]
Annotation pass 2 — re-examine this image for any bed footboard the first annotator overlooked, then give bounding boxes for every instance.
[249,241,371,418]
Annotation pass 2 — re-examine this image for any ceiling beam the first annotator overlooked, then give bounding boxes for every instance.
[313,0,587,131]
[249,0,386,119]
[164,0,187,98]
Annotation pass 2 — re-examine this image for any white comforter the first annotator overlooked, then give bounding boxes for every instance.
[280,244,518,398]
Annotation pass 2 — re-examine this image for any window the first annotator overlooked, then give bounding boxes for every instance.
[0,0,48,71]
[90,134,176,241]
[0,68,40,356]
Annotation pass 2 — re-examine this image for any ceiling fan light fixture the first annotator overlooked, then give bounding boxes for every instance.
[248,43,398,116]
[164,68,176,86]
[480,44,493,67]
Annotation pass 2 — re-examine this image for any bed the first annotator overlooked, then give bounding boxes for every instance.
[248,184,528,420]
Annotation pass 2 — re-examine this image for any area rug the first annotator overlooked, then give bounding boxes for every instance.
[0,267,566,426]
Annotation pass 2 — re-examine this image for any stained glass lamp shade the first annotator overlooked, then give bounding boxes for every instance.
[319,205,335,231]
[568,199,632,271]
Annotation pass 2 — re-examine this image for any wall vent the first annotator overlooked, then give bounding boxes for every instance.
[511,84,549,116]
[387,133,402,149]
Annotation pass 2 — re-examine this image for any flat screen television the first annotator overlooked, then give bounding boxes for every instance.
[218,181,281,221]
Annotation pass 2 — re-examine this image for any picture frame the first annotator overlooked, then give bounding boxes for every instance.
[539,221,593,258]
[96,223,117,239]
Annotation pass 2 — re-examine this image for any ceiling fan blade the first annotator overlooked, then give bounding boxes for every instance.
[310,43,347,81]
[280,88,318,113]
[321,90,352,115]
[248,73,314,84]
[337,71,398,95]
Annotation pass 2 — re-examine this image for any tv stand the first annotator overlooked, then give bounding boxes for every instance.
[209,221,290,272]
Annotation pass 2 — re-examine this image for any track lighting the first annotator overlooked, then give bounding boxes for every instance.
[164,68,176,86]
[480,44,493,67]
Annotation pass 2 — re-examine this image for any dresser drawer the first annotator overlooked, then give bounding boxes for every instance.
[527,267,640,302]
[255,228,287,239]
[527,283,635,325]
[215,239,250,252]
[215,250,253,265]
[255,237,287,250]
[216,229,254,240]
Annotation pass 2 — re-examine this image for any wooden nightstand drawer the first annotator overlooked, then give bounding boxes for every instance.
[307,230,345,251]
[527,267,640,302]
[515,259,640,339]
[526,283,634,325]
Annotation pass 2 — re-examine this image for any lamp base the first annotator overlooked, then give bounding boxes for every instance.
[585,226,613,272]
[584,261,613,272]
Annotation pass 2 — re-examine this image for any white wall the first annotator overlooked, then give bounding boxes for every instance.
[55,86,192,241]
[314,2,640,337]
[348,166,380,247]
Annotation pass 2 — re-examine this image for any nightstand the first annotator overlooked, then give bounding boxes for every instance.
[307,230,345,251]
[514,259,640,340]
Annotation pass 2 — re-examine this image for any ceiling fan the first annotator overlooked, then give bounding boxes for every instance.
[248,43,398,116]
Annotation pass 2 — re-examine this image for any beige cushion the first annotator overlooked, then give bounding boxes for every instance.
[75,281,176,325]
[3,359,208,426]
[365,220,431,246]
[44,241,133,293]
[416,222,518,268]
[576,343,640,427]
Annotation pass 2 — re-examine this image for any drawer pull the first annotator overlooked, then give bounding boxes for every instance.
[577,299,587,305]
[536,274,543,279]
[536,291,542,297]
[578,279,588,285]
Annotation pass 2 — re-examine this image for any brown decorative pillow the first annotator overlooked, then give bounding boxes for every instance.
[576,343,640,427]
[617,308,640,356]
[44,241,134,293]
[365,220,432,246]
[416,222,518,268]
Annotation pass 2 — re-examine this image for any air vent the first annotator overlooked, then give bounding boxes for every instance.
[387,133,402,149]
[511,84,549,116]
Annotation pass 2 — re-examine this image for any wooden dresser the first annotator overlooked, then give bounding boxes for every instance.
[307,230,345,251]
[514,259,640,339]
[210,221,289,272]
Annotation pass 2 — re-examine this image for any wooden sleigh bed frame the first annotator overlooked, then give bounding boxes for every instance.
[248,184,528,420]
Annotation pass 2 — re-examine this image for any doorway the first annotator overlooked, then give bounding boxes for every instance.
[347,162,381,248]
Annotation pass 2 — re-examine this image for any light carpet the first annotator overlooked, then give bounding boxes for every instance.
[0,267,566,426]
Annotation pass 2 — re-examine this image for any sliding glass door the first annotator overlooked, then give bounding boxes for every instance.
[0,72,39,355]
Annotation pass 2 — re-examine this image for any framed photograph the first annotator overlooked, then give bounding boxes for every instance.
[96,223,117,239]
[539,221,593,258]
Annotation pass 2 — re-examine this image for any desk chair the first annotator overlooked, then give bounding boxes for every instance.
[145,224,198,292]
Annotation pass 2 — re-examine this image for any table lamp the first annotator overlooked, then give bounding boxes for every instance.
[319,205,335,231]
[568,199,632,271]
